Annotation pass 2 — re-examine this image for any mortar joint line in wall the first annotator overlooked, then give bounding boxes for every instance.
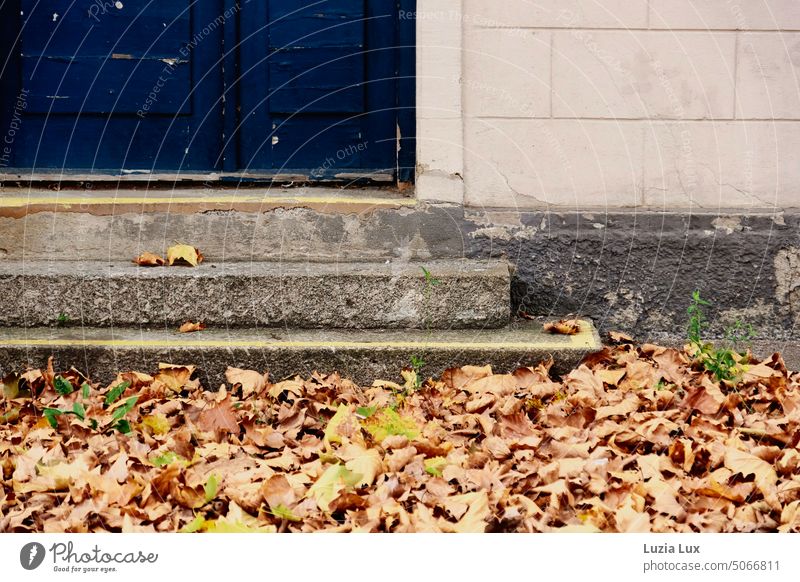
[478,26,800,33]
[549,32,554,117]
[732,32,740,120]
[641,124,646,206]
[460,0,467,195]
[473,116,800,122]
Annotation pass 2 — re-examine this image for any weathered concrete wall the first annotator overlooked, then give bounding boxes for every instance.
[416,1,800,208]
[4,198,798,340]
[462,208,800,340]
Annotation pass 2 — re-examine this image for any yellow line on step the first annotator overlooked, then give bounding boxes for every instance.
[0,196,416,208]
[0,336,596,351]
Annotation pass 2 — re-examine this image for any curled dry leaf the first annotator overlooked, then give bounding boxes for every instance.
[166,244,204,267]
[225,367,268,399]
[178,321,206,334]
[608,330,635,344]
[543,319,581,335]
[196,395,239,434]
[133,252,166,267]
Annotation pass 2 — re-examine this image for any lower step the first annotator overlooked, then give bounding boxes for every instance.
[0,320,600,385]
[0,259,510,330]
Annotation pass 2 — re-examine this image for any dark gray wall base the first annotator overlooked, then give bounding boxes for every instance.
[463,209,799,341]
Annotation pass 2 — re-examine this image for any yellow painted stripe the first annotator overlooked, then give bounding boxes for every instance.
[0,336,595,351]
[0,196,416,208]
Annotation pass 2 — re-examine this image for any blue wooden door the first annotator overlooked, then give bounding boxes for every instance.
[0,0,225,173]
[0,1,414,180]
[235,1,409,180]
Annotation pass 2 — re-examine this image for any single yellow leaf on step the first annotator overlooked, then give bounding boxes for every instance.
[167,244,204,267]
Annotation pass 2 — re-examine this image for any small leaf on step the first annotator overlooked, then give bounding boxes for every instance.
[167,244,204,267]
[133,252,166,267]
[178,321,206,334]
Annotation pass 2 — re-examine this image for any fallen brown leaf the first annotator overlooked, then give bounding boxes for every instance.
[543,319,581,335]
[133,252,165,267]
[178,321,206,334]
[196,395,239,434]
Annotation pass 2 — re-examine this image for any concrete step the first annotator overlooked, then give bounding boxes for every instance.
[0,320,601,385]
[0,189,449,263]
[0,259,510,330]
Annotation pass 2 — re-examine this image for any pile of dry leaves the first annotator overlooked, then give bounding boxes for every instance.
[1,337,799,533]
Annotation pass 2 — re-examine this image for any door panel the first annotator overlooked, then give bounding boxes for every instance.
[23,57,192,114]
[268,48,365,114]
[3,0,222,172]
[20,1,190,55]
[238,0,400,177]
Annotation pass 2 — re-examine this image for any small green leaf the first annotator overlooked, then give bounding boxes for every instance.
[204,474,220,503]
[424,456,447,477]
[43,408,63,429]
[270,504,301,522]
[355,406,376,419]
[112,396,138,421]
[105,381,130,406]
[150,451,185,467]
[54,376,74,396]
[180,514,206,533]
[114,420,132,434]
[81,382,91,399]
[88,419,98,430]
[72,402,86,421]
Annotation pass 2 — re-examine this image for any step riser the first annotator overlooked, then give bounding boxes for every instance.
[0,322,599,385]
[0,261,510,330]
[0,194,457,263]
[0,344,589,386]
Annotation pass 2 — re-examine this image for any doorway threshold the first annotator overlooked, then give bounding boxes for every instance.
[0,185,416,216]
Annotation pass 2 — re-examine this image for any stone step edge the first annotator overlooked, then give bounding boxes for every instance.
[0,259,511,330]
[0,320,601,385]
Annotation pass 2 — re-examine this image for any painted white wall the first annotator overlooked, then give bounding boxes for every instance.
[416,1,800,208]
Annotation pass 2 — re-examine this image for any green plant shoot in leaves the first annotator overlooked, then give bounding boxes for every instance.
[53,376,74,396]
[686,291,755,383]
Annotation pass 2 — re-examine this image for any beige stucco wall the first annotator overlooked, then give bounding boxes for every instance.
[415,1,800,208]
